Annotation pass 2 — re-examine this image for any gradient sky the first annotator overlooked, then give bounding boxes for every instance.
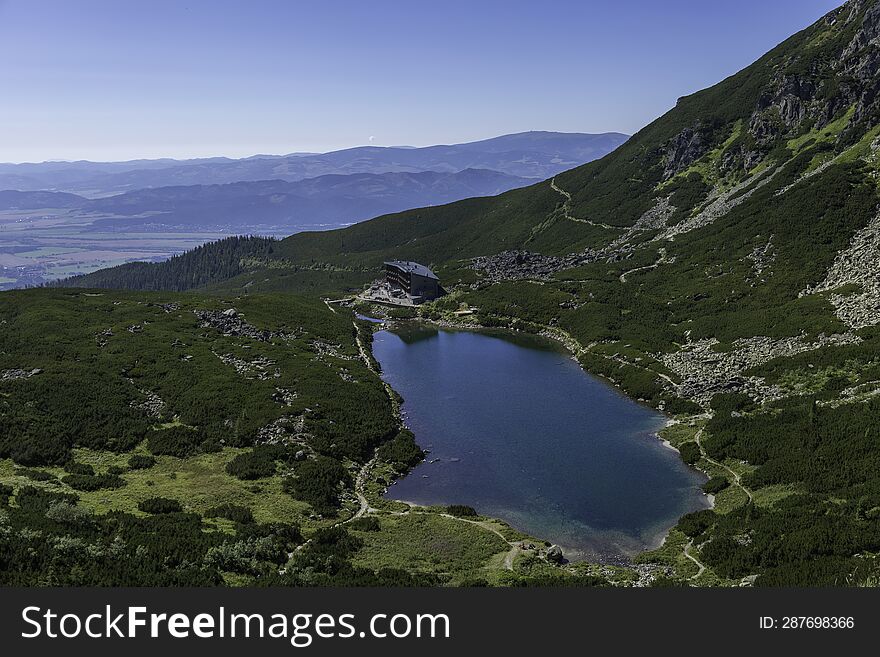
[0,0,844,162]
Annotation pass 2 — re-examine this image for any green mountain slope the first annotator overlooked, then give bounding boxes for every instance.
[36,0,880,584]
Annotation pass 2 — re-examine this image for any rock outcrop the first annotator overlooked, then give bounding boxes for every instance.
[545,545,565,564]
[663,125,710,179]
[802,210,880,329]
[662,333,862,405]
[0,368,42,381]
[195,308,279,341]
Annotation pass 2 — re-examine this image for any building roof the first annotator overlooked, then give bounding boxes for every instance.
[384,260,439,280]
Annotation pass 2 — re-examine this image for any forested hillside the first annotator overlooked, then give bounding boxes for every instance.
[57,236,277,291]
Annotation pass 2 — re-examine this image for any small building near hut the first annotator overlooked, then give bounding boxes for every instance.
[384,260,443,302]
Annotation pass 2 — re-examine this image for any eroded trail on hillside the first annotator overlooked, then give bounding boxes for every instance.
[549,177,619,230]
[619,247,671,283]
[694,425,753,504]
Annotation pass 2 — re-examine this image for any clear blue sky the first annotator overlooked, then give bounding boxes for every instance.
[0,0,844,162]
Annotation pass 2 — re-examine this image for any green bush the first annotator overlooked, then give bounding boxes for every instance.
[138,497,183,514]
[45,501,94,526]
[703,476,730,495]
[347,516,381,532]
[147,426,204,457]
[377,430,423,470]
[61,473,126,492]
[226,446,285,480]
[663,397,703,416]
[63,462,95,476]
[649,575,680,587]
[282,457,351,516]
[205,503,255,524]
[677,509,716,538]
[15,486,78,512]
[446,505,478,517]
[710,393,756,415]
[16,468,57,482]
[128,455,157,470]
[678,441,701,465]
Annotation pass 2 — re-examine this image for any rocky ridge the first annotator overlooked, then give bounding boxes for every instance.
[195,308,296,342]
[661,333,861,406]
[0,368,41,381]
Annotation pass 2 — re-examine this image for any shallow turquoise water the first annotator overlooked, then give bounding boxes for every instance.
[372,325,709,562]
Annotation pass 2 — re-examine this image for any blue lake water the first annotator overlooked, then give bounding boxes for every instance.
[372,325,709,562]
[356,313,386,324]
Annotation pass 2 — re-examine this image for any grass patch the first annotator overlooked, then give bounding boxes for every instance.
[751,483,803,508]
[787,105,855,153]
[36,447,312,524]
[351,512,509,583]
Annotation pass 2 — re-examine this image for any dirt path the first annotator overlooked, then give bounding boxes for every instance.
[695,426,753,503]
[353,319,401,418]
[289,318,387,558]
[604,352,678,388]
[377,507,523,570]
[684,539,706,580]
[550,177,619,230]
[619,248,670,283]
[662,419,753,583]
[438,513,522,571]
[346,317,399,519]
[354,330,374,372]
[502,544,522,570]
[289,452,379,560]
[351,455,378,519]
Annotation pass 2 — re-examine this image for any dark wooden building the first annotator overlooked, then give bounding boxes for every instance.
[384,260,442,301]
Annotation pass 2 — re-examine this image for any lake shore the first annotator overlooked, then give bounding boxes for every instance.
[369,320,709,564]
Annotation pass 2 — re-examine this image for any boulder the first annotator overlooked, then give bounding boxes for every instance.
[546,545,564,564]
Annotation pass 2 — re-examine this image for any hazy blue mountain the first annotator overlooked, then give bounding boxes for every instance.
[0,190,86,210]
[0,168,533,232]
[0,131,627,195]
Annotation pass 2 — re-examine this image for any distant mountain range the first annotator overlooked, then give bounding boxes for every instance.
[0,131,628,196]
[0,168,534,232]
[0,131,627,289]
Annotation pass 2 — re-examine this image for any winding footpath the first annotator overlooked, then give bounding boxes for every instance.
[678,420,755,582]
[695,425,754,503]
[291,317,386,556]
[619,247,671,283]
[550,177,619,230]
[351,455,379,519]
[438,513,522,571]
[684,540,706,580]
